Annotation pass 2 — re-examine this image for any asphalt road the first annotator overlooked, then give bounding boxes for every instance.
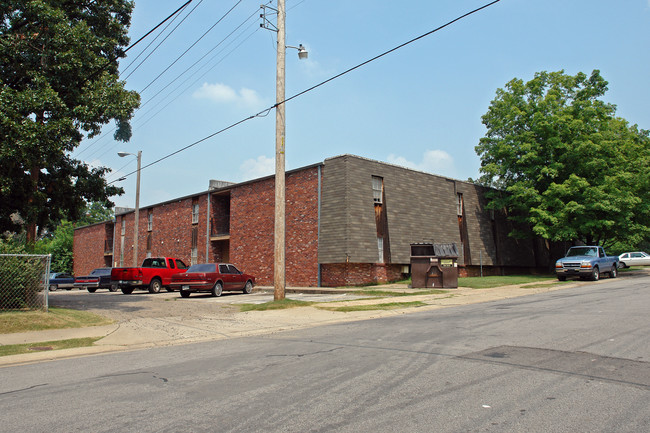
[1,275,648,432]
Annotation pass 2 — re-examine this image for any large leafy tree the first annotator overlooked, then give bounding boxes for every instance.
[0,0,140,242]
[476,70,650,248]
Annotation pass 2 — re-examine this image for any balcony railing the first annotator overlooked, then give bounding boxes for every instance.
[210,219,230,238]
[104,239,113,255]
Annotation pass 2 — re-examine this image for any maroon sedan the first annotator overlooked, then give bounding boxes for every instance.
[170,263,255,298]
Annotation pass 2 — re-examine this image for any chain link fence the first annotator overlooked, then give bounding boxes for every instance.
[0,254,51,311]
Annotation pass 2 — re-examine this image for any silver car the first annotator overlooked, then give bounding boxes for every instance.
[618,252,650,268]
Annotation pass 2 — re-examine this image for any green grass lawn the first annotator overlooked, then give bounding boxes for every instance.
[0,337,102,357]
[318,301,427,312]
[458,274,561,289]
[239,299,315,312]
[0,307,113,334]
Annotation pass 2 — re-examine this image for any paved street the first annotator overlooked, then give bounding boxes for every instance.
[1,274,648,432]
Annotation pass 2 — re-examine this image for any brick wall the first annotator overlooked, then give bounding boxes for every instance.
[73,222,112,276]
[230,167,320,286]
[112,195,210,269]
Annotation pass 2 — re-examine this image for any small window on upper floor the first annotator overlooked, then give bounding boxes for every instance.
[192,202,199,224]
[147,211,153,231]
[372,176,383,204]
[457,193,464,216]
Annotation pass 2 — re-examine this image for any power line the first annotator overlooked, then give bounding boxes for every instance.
[139,0,244,94]
[73,0,196,159]
[135,9,260,115]
[76,0,248,161]
[135,24,260,129]
[110,0,502,183]
[121,3,190,78]
[82,9,260,164]
[123,0,206,81]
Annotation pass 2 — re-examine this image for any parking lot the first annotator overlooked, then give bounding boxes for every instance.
[47,288,365,322]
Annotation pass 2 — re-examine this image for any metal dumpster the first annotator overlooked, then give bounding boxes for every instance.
[410,243,459,288]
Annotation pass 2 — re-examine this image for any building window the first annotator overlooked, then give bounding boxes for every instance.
[372,176,383,204]
[457,193,463,216]
[147,211,153,231]
[191,227,198,265]
[121,218,125,235]
[377,237,384,263]
[192,202,199,224]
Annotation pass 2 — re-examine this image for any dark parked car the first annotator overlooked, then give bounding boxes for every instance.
[170,263,255,298]
[48,273,75,291]
[74,268,117,292]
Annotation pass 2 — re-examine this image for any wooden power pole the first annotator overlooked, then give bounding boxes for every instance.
[274,0,286,300]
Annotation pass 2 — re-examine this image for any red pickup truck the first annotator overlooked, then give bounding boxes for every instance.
[111,257,189,294]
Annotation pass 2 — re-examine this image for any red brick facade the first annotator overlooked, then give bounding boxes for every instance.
[230,167,320,286]
[72,221,113,275]
[74,166,322,286]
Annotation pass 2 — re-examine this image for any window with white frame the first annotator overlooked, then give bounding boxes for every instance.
[147,211,153,231]
[457,193,464,216]
[377,237,384,263]
[372,176,383,204]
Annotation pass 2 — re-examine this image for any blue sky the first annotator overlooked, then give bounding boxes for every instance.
[71,0,650,210]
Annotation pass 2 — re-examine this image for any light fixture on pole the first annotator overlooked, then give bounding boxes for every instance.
[118,150,142,267]
[287,44,308,60]
[261,0,308,300]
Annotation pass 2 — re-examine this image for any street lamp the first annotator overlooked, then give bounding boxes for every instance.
[118,150,142,267]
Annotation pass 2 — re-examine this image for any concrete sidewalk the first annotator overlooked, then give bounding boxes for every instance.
[1,274,640,367]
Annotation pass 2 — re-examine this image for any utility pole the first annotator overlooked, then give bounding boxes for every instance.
[274,0,286,300]
[118,150,142,268]
[133,150,141,268]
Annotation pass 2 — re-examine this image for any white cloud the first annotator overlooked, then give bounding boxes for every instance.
[239,155,275,181]
[387,150,457,178]
[193,82,265,109]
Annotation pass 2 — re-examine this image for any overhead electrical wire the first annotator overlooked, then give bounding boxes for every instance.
[136,8,260,115]
[74,0,196,159]
[139,0,244,94]
[99,10,261,169]
[134,21,261,129]
[109,0,502,184]
[134,30,260,133]
[76,0,250,163]
[120,4,189,78]
[123,0,207,81]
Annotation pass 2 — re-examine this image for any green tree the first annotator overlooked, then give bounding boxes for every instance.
[78,201,114,226]
[0,0,140,242]
[476,70,650,248]
[35,220,74,273]
[31,201,113,273]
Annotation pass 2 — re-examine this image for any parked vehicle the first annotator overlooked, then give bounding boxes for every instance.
[48,272,75,291]
[74,268,117,292]
[170,263,255,298]
[111,257,189,294]
[555,246,619,281]
[618,251,650,268]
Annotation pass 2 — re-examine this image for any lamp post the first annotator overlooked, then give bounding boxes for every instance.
[266,0,307,300]
[118,150,141,267]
